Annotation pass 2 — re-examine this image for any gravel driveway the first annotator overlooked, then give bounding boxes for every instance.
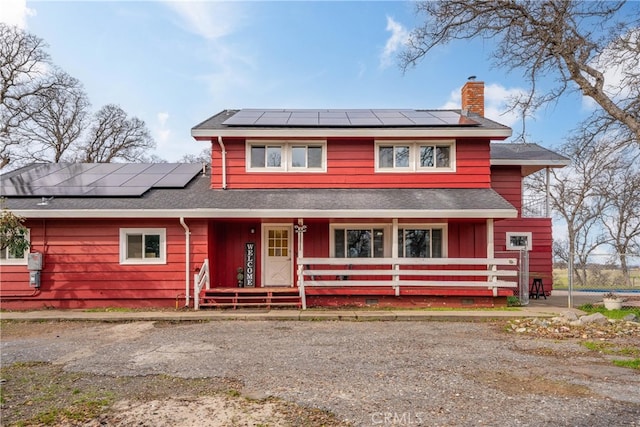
[2,319,639,426]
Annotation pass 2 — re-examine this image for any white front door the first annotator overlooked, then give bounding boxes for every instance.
[263,225,293,287]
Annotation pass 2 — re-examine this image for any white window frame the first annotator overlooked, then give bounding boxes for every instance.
[119,228,167,265]
[375,140,456,172]
[0,229,30,265]
[506,232,532,251]
[397,224,448,258]
[246,140,327,172]
[330,224,391,258]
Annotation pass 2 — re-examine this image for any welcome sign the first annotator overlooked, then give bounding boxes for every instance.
[244,242,255,287]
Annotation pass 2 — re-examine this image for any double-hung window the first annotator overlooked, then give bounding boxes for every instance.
[0,229,30,265]
[376,141,455,172]
[119,228,166,264]
[333,227,386,258]
[398,227,444,258]
[247,141,326,172]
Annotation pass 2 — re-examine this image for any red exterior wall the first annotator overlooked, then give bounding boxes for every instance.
[0,218,208,309]
[491,165,522,214]
[208,137,491,189]
[494,217,554,290]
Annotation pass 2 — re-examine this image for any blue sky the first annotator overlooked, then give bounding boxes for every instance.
[2,0,589,162]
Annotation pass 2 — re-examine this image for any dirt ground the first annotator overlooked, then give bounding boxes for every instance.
[1,318,639,426]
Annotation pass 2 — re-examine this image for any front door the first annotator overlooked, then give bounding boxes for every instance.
[263,225,293,287]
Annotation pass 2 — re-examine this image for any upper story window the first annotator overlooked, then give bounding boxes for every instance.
[247,141,326,172]
[0,229,30,265]
[376,141,455,172]
[119,228,166,264]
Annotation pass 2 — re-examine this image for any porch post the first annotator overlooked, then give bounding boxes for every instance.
[392,219,399,295]
[487,219,497,293]
[486,218,494,259]
[295,218,308,309]
[545,166,551,217]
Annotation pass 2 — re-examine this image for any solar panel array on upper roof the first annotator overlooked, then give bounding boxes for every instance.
[0,163,202,197]
[222,109,479,127]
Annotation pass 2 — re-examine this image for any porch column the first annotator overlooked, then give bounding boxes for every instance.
[392,219,399,294]
[486,218,494,259]
[295,219,308,308]
[487,219,497,291]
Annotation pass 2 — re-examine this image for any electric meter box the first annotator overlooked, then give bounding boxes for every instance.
[27,252,43,271]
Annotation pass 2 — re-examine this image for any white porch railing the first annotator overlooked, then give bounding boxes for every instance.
[297,257,518,310]
[193,259,210,310]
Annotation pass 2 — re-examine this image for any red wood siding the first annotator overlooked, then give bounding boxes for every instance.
[208,137,491,189]
[491,166,522,214]
[494,218,553,289]
[0,218,208,309]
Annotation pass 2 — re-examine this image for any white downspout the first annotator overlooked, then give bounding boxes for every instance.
[180,217,191,307]
[217,136,227,190]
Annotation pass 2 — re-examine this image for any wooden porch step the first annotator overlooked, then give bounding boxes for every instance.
[200,287,301,310]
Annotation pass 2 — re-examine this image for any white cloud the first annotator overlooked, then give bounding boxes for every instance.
[380,16,408,69]
[0,0,36,28]
[441,83,528,127]
[164,1,245,41]
[154,112,171,147]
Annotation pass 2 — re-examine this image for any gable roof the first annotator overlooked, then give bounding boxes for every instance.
[192,109,512,139]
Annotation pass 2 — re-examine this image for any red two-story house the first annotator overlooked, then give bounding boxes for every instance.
[0,81,568,310]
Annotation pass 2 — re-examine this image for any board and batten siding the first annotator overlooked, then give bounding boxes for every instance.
[0,218,208,309]
[209,137,492,189]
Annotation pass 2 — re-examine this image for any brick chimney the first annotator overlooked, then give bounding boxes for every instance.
[461,78,484,117]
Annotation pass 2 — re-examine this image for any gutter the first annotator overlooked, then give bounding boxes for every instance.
[179,217,190,307]
[217,136,227,189]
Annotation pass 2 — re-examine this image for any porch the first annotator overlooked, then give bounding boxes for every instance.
[194,256,521,310]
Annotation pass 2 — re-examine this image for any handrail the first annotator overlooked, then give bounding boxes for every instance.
[297,257,518,309]
[193,259,210,310]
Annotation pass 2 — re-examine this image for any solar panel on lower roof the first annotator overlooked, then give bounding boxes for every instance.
[0,162,202,197]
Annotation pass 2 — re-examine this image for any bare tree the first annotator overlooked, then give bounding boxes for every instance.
[1,24,157,168]
[0,23,67,168]
[12,70,89,163]
[179,147,211,166]
[529,137,620,285]
[401,1,640,145]
[78,104,155,163]
[600,148,640,285]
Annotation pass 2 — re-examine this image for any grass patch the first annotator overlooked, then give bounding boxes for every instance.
[582,341,640,357]
[578,304,640,319]
[612,359,640,370]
